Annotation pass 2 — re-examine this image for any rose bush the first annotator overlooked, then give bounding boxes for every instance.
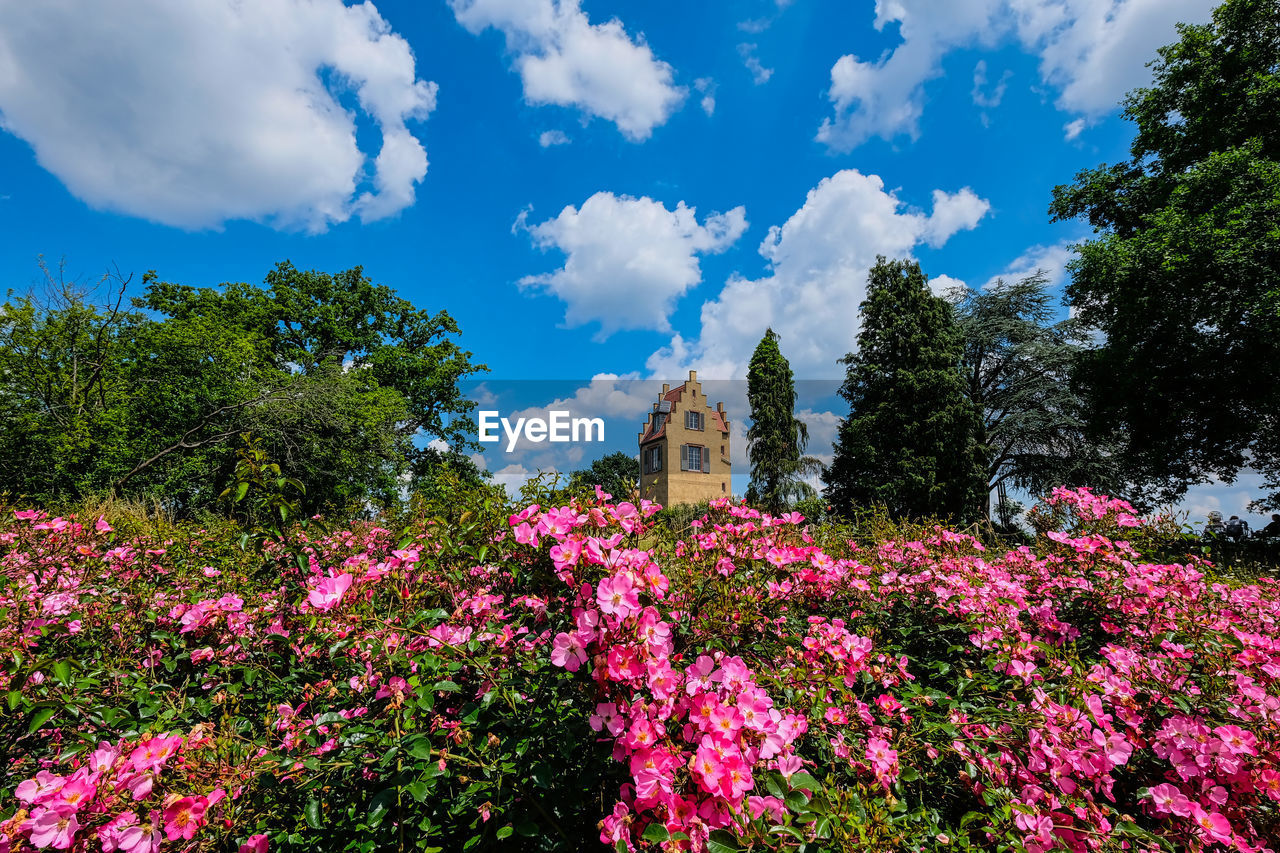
[1,485,1277,852]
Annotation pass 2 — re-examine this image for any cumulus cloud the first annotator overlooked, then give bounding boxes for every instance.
[737,43,774,85]
[984,241,1074,290]
[645,169,990,381]
[539,129,571,147]
[0,0,437,231]
[817,0,1217,151]
[929,274,969,298]
[516,193,748,339]
[449,0,684,141]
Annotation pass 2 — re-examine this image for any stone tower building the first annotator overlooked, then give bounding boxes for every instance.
[637,370,731,506]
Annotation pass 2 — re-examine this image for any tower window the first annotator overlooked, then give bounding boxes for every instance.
[643,445,663,473]
[685,410,704,430]
[681,444,708,472]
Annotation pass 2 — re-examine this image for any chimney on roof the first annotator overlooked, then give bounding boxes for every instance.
[717,402,724,413]
[689,370,697,382]
[662,383,669,395]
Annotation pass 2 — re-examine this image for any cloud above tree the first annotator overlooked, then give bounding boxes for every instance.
[0,0,437,231]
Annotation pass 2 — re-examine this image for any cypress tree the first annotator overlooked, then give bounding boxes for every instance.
[745,328,818,514]
[823,257,986,522]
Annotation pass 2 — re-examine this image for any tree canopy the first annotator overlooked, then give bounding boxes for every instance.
[745,329,818,514]
[1049,0,1280,508]
[569,451,639,501]
[0,260,485,514]
[951,273,1122,512]
[823,258,986,523]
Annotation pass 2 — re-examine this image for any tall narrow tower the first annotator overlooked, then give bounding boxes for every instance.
[637,370,731,506]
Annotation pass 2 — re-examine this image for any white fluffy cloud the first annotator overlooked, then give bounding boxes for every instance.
[929,274,969,298]
[984,241,1074,290]
[449,0,684,141]
[0,0,436,231]
[818,0,1217,151]
[1025,0,1215,115]
[517,192,748,338]
[646,170,990,380]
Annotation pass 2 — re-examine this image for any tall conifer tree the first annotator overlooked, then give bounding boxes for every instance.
[745,329,817,514]
[823,257,985,522]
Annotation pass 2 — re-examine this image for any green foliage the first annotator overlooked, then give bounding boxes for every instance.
[951,273,1123,513]
[568,451,639,502]
[823,257,986,523]
[220,433,308,545]
[411,445,496,514]
[744,328,820,514]
[0,260,485,516]
[1049,0,1280,508]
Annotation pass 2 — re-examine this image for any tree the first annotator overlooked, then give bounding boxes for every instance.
[823,258,986,522]
[569,451,638,500]
[1049,0,1280,508]
[744,328,819,514]
[0,260,485,514]
[0,261,143,502]
[952,273,1122,516]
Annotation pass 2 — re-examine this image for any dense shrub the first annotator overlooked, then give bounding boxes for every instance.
[1,485,1277,852]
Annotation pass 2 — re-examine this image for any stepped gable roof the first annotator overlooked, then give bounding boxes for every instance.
[639,382,728,444]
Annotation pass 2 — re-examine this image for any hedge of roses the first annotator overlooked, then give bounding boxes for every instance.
[1,485,1278,852]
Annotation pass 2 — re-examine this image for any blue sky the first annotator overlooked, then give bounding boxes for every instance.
[0,0,1262,527]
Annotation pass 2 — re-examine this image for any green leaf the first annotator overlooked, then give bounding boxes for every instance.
[304,798,323,829]
[51,660,72,683]
[785,790,809,810]
[433,680,460,692]
[495,826,513,840]
[641,823,670,842]
[407,736,434,759]
[788,771,822,791]
[234,482,249,502]
[28,706,57,734]
[705,830,743,853]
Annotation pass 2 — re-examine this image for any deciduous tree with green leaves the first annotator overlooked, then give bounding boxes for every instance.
[0,260,485,515]
[569,451,639,501]
[1049,0,1280,508]
[745,328,819,515]
[823,258,985,523]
